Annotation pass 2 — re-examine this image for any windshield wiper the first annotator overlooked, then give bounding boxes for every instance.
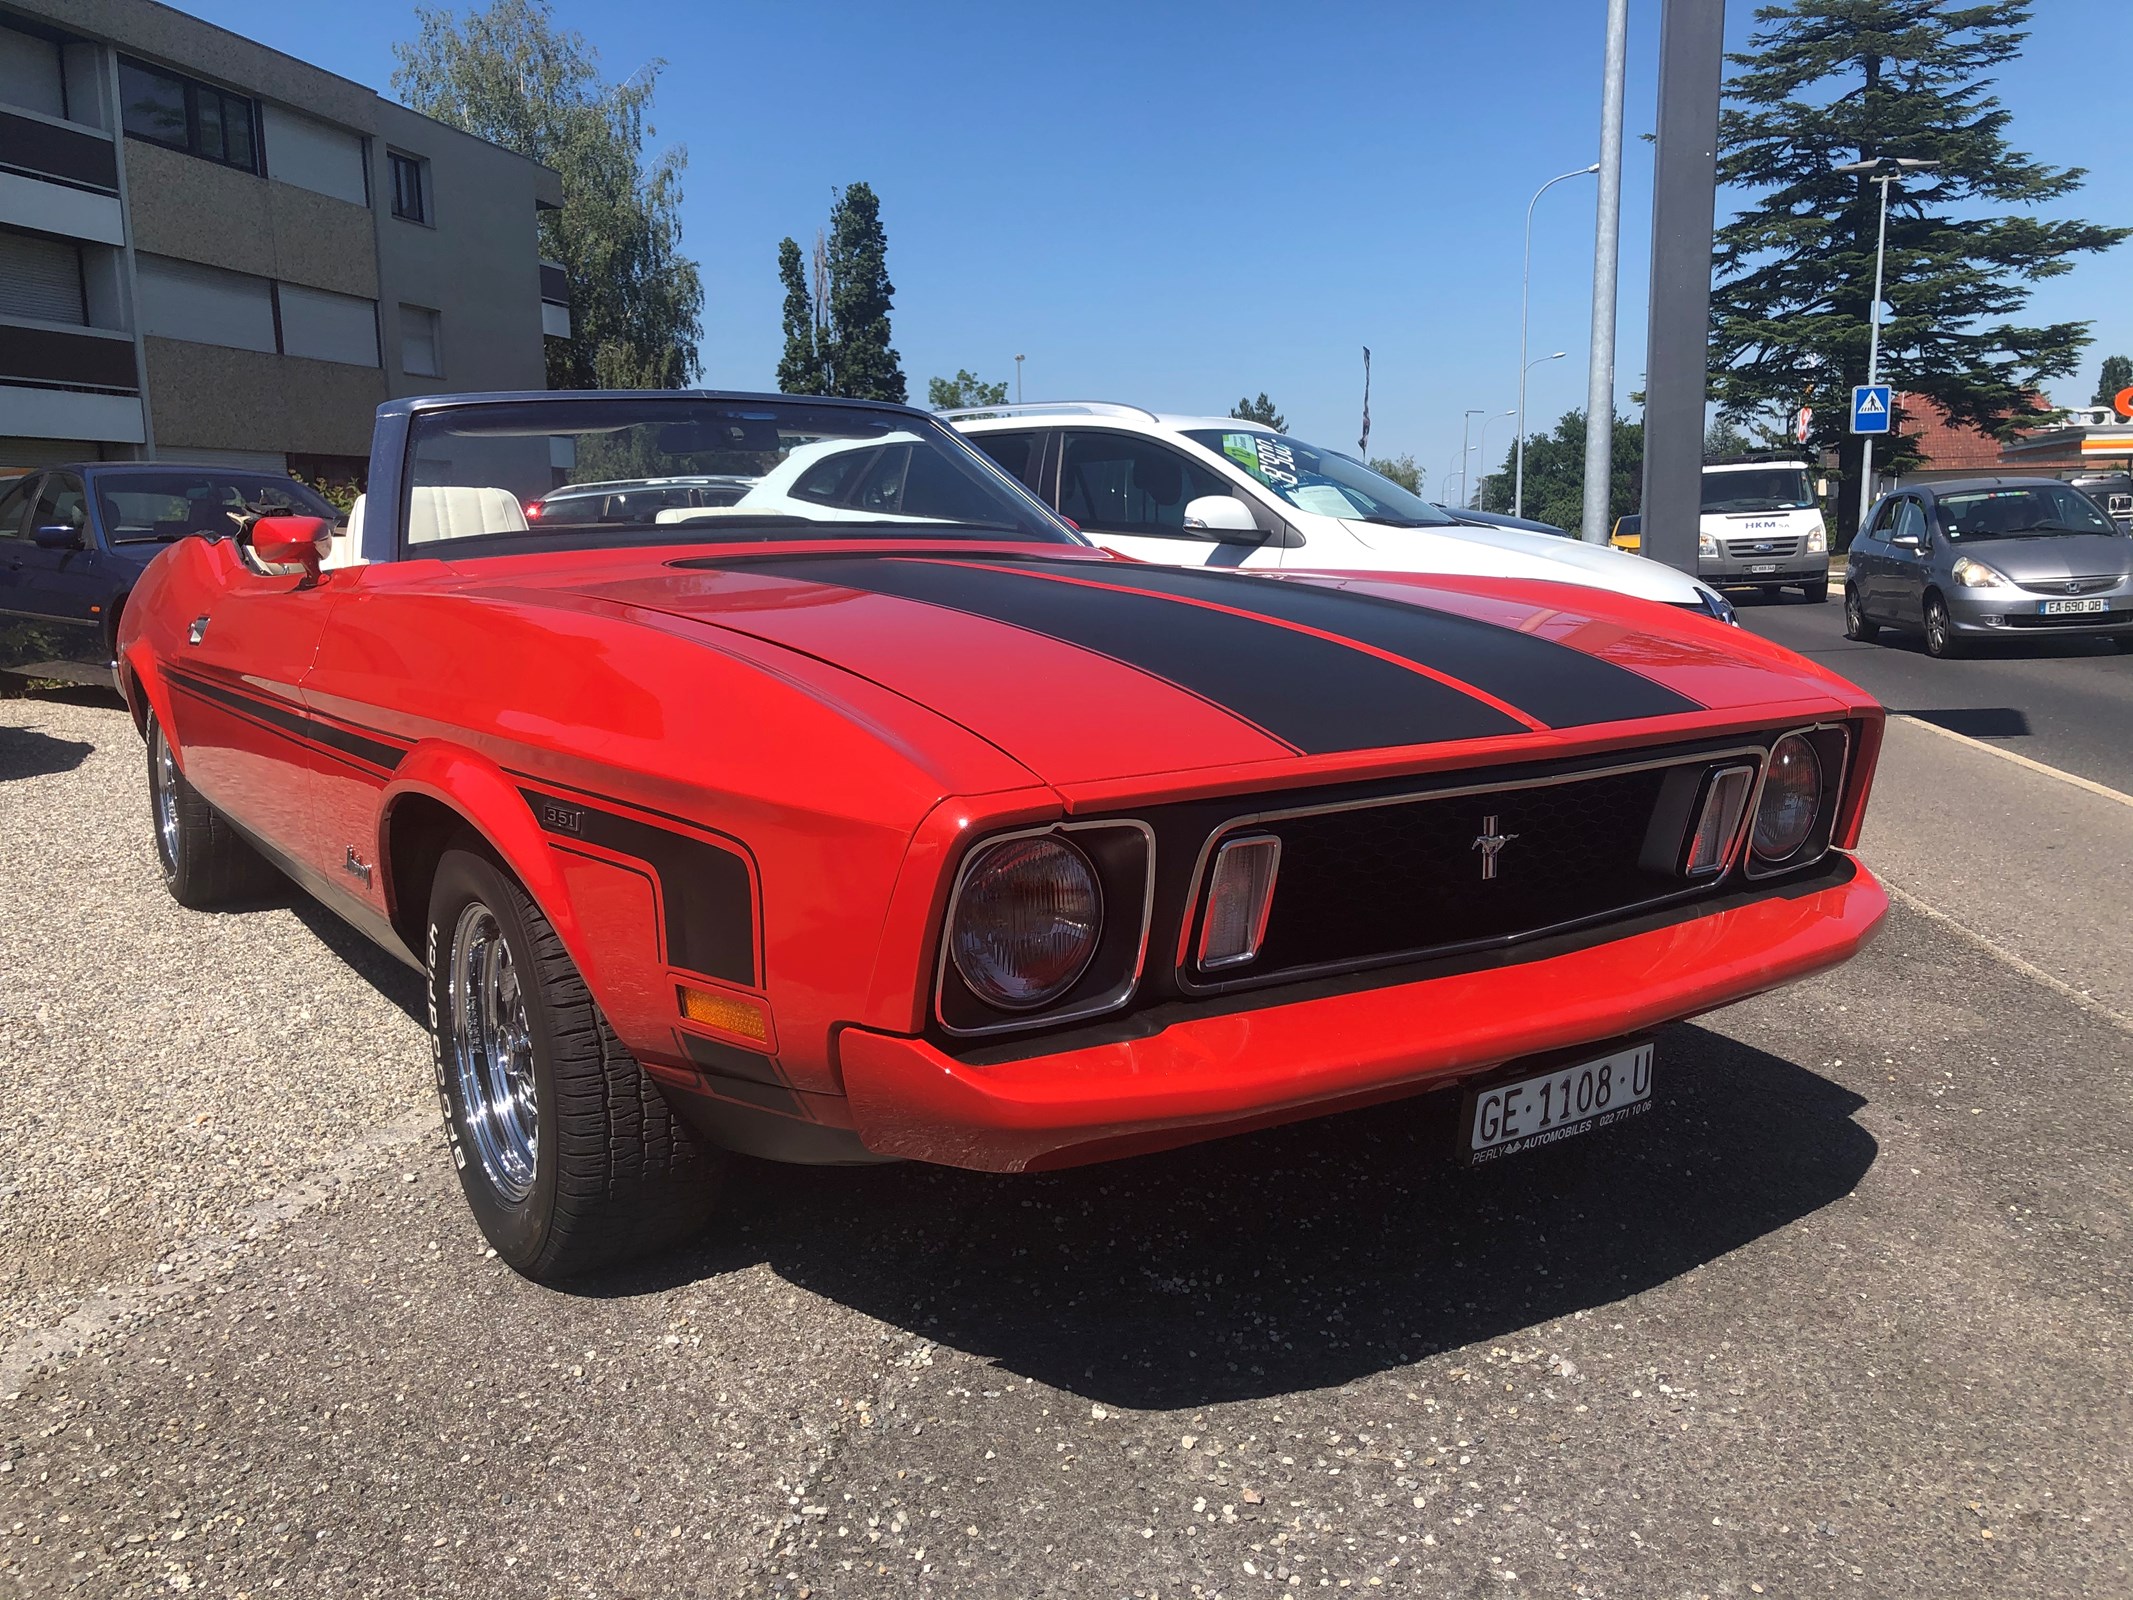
[1356,514,1443,528]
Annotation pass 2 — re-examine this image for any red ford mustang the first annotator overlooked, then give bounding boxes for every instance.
[117,392,1886,1280]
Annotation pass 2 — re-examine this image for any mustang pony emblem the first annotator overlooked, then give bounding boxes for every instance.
[1471,815,1519,881]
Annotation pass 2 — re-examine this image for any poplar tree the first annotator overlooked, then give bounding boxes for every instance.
[772,185,905,402]
[1708,1,2127,540]
[2096,355,2133,409]
[774,238,825,396]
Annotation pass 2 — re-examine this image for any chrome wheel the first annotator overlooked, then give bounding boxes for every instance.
[150,723,181,872]
[1925,598,1952,656]
[449,901,539,1204]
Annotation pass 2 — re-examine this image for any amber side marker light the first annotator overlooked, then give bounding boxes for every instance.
[676,984,772,1049]
[1199,834,1282,969]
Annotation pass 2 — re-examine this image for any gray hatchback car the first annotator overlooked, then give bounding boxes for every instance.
[1844,477,2133,657]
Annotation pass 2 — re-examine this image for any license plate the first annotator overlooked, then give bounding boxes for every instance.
[1462,1043,1654,1164]
[1749,563,1778,574]
[2042,598,2107,615]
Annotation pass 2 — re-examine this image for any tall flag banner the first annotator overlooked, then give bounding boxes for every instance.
[1359,347,1372,456]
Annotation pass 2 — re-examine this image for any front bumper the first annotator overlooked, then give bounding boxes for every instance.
[837,858,1887,1172]
[1947,588,2133,635]
[1700,559,1829,588]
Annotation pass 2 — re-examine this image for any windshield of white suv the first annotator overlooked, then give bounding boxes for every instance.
[400,396,1079,556]
[1700,467,1814,513]
[1182,430,1460,527]
[1936,485,2118,539]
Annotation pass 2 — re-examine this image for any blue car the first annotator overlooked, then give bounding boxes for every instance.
[0,463,337,688]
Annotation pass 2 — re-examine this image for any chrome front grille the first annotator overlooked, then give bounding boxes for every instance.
[1723,535,1802,559]
[2016,576,2121,597]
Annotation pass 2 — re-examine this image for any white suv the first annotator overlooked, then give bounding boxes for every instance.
[945,403,1737,622]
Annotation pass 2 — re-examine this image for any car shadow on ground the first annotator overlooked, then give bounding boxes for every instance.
[1893,706,2033,739]
[584,1022,1875,1409]
[0,723,94,781]
[286,897,428,1025]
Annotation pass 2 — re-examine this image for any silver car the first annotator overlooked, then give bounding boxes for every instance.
[1844,476,2133,657]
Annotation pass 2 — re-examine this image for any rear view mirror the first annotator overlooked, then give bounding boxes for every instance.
[251,514,331,571]
[1181,495,1261,540]
[32,524,82,551]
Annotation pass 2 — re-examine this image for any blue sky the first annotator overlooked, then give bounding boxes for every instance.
[186,0,2130,500]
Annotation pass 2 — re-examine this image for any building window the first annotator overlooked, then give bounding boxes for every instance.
[118,57,257,173]
[389,151,428,223]
[400,304,440,377]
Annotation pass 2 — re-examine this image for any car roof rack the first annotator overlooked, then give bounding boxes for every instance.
[933,400,1164,424]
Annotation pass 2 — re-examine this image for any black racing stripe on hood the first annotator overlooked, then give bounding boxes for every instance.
[1041,563,1704,727]
[721,556,1528,754]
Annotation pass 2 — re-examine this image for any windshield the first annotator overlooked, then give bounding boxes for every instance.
[402,396,1078,556]
[1937,484,2118,539]
[1181,429,1459,527]
[96,473,336,543]
[1700,467,1814,513]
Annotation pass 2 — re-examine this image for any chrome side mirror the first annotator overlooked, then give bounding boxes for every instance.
[1180,495,1262,540]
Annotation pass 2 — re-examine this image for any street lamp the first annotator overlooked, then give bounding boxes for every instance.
[1014,353,1026,404]
[1514,352,1567,513]
[1831,156,1939,531]
[1517,163,1598,517]
[1444,443,1476,507]
[1457,408,1486,508]
[1474,408,1517,508]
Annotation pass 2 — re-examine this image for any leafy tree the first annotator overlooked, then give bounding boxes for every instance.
[1367,454,1422,494]
[1708,1,2129,540]
[392,0,703,390]
[774,183,906,402]
[1480,409,1644,536]
[1230,394,1286,431]
[1704,419,1755,459]
[2096,354,2133,408]
[775,238,825,396]
[927,370,1010,411]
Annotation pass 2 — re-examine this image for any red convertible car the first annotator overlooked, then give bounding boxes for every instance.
[118,392,1886,1281]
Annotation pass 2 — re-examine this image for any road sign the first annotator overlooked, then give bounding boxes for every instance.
[1851,385,1892,434]
[1795,405,1813,444]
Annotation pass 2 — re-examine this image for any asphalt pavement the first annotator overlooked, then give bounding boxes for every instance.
[2,641,2129,1599]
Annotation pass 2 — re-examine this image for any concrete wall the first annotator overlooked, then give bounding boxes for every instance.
[142,336,382,457]
[122,140,377,298]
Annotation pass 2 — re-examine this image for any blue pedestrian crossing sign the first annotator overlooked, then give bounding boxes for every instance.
[1851,385,1893,434]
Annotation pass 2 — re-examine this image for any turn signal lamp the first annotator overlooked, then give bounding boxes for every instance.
[677,984,772,1049]
[1199,835,1282,970]
[1685,765,1756,876]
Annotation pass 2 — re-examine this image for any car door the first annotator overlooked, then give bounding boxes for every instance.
[1054,430,1270,568]
[1849,496,1894,618]
[5,471,114,679]
[158,529,342,877]
[0,473,42,669]
[1883,496,1932,624]
[962,429,1046,497]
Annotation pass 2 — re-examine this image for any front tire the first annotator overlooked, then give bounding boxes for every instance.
[146,712,282,908]
[1923,594,1964,658]
[1842,585,1879,642]
[426,844,719,1280]
[1800,578,1830,604]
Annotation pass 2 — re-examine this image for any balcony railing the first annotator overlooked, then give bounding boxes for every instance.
[0,106,119,195]
[0,317,138,393]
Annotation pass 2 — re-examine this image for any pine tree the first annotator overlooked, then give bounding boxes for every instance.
[774,237,824,395]
[823,183,905,404]
[1709,1,2128,540]
[1230,394,1286,431]
[2096,355,2133,409]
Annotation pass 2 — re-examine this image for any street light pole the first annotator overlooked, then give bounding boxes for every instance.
[1458,408,1485,509]
[1581,0,1631,544]
[1517,163,1599,518]
[1475,408,1516,508]
[1014,353,1025,404]
[1832,157,1937,532]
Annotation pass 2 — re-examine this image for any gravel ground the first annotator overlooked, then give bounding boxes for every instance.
[1,687,2128,1599]
[0,690,433,1371]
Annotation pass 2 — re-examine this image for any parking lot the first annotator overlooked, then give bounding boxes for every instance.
[2,595,2130,1599]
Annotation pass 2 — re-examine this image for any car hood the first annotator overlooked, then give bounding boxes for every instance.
[1950,536,2133,582]
[535,548,1866,791]
[1338,518,1704,603]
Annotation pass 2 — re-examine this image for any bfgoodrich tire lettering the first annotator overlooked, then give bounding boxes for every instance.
[145,711,282,909]
[426,842,719,1280]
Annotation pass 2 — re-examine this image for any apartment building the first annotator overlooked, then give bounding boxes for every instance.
[0,0,568,481]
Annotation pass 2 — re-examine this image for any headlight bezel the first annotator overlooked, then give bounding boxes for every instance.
[1744,725,1853,879]
[1952,556,2012,590]
[934,819,1155,1037]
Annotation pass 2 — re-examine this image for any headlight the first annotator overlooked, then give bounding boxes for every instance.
[949,836,1102,1010]
[1806,524,1827,554]
[1698,532,1718,558]
[1752,735,1823,861]
[1953,556,2010,589]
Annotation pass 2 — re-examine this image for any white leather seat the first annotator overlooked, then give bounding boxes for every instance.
[321,494,366,569]
[407,485,530,544]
